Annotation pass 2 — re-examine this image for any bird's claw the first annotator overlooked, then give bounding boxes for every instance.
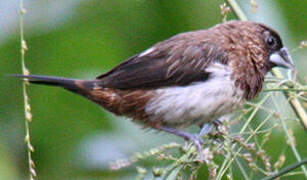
[185,134,205,161]
[157,126,205,160]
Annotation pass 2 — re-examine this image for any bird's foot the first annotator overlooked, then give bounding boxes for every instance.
[184,134,205,161]
[199,118,224,137]
[213,118,223,126]
[158,126,205,160]
[199,123,215,137]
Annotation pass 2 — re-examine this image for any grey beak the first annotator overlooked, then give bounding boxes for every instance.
[269,47,294,69]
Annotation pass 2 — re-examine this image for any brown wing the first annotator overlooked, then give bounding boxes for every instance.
[97,32,228,90]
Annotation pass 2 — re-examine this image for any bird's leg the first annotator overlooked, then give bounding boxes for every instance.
[199,123,215,137]
[199,118,223,137]
[158,126,204,159]
[213,118,223,126]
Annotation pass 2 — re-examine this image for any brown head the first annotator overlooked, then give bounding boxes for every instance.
[207,21,294,99]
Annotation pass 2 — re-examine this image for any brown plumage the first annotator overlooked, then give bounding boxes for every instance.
[13,20,294,157]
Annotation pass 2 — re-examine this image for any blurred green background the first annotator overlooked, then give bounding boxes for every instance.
[1,0,306,179]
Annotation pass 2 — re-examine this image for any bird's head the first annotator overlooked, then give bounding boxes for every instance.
[258,23,294,72]
[212,21,294,99]
[215,21,294,75]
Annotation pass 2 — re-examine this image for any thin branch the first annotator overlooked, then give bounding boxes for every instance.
[20,0,36,179]
[226,0,247,21]
[272,71,307,129]
[217,95,272,179]
[263,88,307,92]
[261,159,307,180]
[235,158,249,179]
[272,96,307,177]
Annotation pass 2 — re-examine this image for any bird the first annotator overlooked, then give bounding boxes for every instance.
[13,20,294,157]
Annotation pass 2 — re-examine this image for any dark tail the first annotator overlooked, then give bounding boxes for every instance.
[10,74,83,91]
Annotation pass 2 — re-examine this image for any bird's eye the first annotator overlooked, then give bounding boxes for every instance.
[266,36,276,48]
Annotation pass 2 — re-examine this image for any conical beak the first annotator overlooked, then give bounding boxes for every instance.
[269,47,294,69]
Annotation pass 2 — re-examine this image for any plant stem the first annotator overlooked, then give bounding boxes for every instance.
[263,88,307,92]
[261,159,307,180]
[226,0,247,21]
[271,70,307,129]
[20,0,36,179]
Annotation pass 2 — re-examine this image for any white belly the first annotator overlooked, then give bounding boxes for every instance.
[145,63,244,128]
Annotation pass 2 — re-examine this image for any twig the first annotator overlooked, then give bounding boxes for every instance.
[235,158,249,179]
[217,94,272,179]
[20,0,36,179]
[263,88,307,92]
[271,96,307,177]
[261,159,307,180]
[226,0,247,21]
[272,70,307,129]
